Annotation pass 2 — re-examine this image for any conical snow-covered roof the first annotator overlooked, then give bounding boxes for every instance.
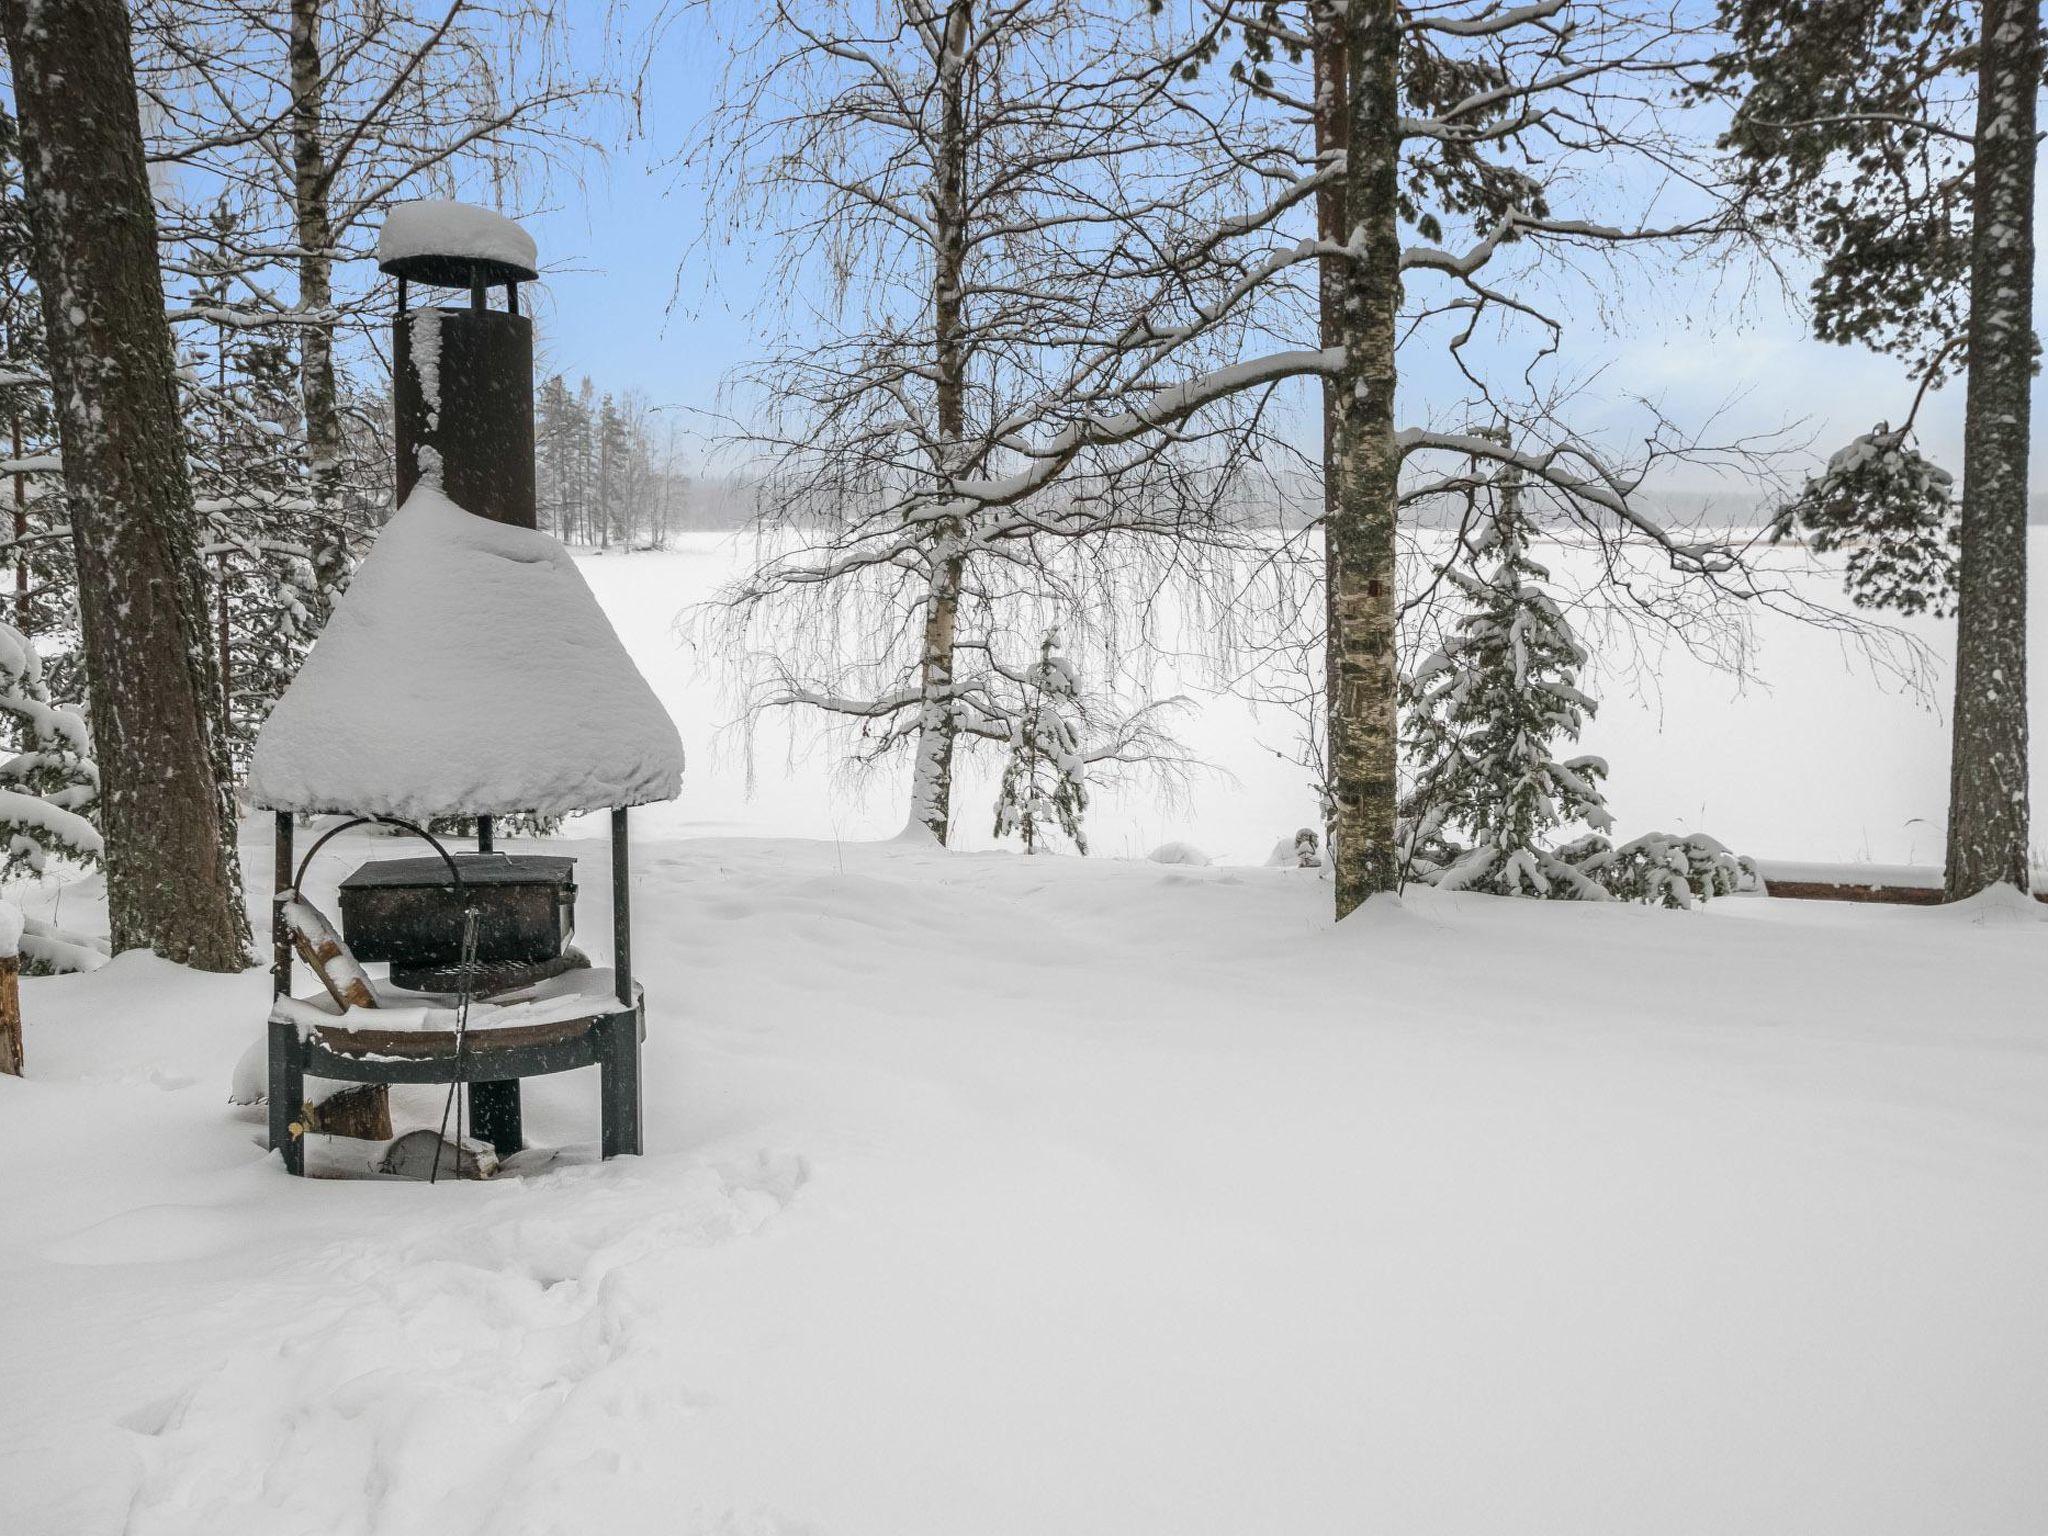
[247,486,683,819]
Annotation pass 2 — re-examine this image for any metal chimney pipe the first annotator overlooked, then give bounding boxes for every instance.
[380,211,540,530]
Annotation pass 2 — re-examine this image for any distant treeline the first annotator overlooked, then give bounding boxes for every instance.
[536,374,698,547]
[680,459,2048,541]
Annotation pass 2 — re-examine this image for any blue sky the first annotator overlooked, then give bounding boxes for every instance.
[512,3,2046,497]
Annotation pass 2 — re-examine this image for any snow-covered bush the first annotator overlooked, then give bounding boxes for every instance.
[992,634,1089,855]
[1772,425,1957,616]
[1265,827,1320,868]
[1398,484,1613,900]
[1563,831,1753,910]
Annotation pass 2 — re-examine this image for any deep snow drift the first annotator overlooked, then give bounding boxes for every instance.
[3,826,2044,1535]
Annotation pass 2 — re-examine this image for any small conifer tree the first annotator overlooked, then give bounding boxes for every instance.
[993,633,1089,855]
[1398,458,1612,898]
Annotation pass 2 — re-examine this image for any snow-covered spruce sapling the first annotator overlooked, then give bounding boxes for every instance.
[993,634,1089,855]
[1563,831,1752,911]
[1771,425,1957,616]
[1397,477,1612,899]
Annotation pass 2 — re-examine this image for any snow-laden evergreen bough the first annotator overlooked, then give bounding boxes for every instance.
[1771,425,1958,617]
[0,619,98,875]
[0,618,107,973]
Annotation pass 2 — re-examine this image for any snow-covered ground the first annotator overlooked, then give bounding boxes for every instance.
[591,529,2048,870]
[6,536,2048,1533]
[5,825,2046,1534]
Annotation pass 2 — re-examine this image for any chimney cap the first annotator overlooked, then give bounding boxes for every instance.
[377,199,538,287]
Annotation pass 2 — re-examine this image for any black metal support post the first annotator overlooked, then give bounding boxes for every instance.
[599,1011,641,1158]
[467,1079,522,1158]
[268,1016,304,1175]
[476,814,494,854]
[273,811,294,997]
[603,806,642,1156]
[611,806,632,1008]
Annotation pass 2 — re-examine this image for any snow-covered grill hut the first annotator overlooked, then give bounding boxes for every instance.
[247,202,683,1177]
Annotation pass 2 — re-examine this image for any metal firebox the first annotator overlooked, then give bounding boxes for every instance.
[337,853,576,970]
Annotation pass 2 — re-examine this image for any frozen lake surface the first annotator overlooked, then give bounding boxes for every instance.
[582,529,2048,871]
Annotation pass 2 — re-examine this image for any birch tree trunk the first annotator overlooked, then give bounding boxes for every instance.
[907,0,974,846]
[1324,0,1403,917]
[0,0,252,969]
[1945,0,2038,900]
[291,0,344,530]
[909,543,966,842]
[1314,14,1349,844]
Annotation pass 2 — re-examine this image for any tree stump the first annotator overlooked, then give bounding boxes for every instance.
[0,953,19,1076]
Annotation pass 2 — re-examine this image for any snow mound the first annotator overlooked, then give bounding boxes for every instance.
[1147,841,1211,866]
[246,486,683,819]
[1934,882,2048,926]
[377,199,538,281]
[1264,829,1322,869]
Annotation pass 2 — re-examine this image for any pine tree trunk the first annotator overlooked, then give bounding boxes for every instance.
[908,0,974,847]
[291,0,344,531]
[1324,0,1404,918]
[0,0,252,970]
[1945,0,2038,901]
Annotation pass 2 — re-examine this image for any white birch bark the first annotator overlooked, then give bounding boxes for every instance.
[1325,0,1404,915]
